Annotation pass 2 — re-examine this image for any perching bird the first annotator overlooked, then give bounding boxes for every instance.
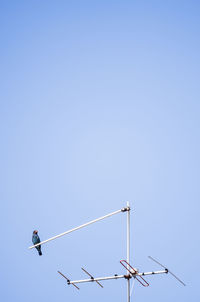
[32,230,42,256]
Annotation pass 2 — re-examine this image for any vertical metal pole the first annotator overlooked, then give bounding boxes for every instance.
[127,201,130,302]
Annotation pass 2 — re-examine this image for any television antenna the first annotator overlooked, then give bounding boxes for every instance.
[29,202,185,301]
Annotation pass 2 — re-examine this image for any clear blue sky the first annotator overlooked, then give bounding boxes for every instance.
[0,1,199,301]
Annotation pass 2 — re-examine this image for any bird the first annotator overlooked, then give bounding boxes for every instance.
[32,230,42,256]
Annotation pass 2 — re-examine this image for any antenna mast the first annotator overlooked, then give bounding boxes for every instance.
[126,201,130,302]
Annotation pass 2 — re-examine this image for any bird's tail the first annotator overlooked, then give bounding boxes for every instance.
[36,245,42,256]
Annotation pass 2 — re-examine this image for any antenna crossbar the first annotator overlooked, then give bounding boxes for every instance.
[68,274,125,285]
[138,270,168,276]
[64,270,167,286]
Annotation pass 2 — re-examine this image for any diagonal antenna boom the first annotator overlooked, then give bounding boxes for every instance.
[29,207,129,249]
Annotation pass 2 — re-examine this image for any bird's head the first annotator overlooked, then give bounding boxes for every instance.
[33,230,38,234]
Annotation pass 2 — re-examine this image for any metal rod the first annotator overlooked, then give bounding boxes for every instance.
[137,270,168,276]
[57,271,80,290]
[81,267,103,288]
[58,270,70,281]
[68,270,168,285]
[127,201,130,302]
[148,256,186,286]
[69,274,125,284]
[29,207,126,249]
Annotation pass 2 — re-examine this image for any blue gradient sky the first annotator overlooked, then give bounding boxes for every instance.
[1,1,199,301]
